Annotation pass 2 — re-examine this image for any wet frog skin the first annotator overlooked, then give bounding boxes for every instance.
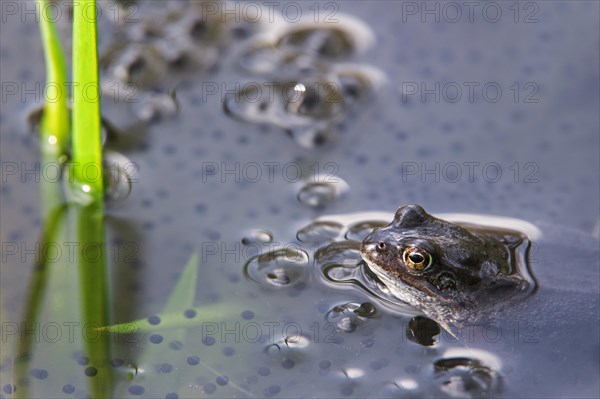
[360,204,531,327]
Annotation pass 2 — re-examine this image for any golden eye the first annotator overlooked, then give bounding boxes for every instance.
[403,248,432,271]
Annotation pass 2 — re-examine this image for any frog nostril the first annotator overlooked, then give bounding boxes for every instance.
[377,242,386,251]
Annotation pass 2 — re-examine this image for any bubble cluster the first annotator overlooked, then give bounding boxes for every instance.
[226,14,385,148]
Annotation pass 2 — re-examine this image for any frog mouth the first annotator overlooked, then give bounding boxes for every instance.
[361,255,429,310]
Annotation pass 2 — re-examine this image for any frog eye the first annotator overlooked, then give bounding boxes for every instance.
[403,248,432,271]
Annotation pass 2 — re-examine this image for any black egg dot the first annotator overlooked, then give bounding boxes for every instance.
[246,375,259,385]
[341,385,354,396]
[158,363,173,374]
[84,367,98,377]
[268,385,281,394]
[370,360,381,370]
[222,347,235,356]
[187,356,200,366]
[216,376,229,386]
[128,385,145,395]
[165,393,178,399]
[62,384,75,394]
[3,384,16,394]
[150,334,163,344]
[294,282,307,291]
[203,336,215,346]
[110,358,124,367]
[169,340,183,350]
[258,366,270,376]
[148,315,161,325]
[241,310,254,320]
[281,359,295,369]
[30,368,48,379]
[184,309,196,318]
[203,383,216,394]
[318,360,331,370]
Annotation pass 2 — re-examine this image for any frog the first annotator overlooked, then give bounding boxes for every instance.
[360,204,533,328]
[359,204,600,398]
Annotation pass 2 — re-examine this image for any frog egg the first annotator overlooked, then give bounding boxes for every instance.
[315,241,362,267]
[296,221,344,245]
[272,14,375,59]
[284,81,345,120]
[344,220,388,242]
[131,91,179,122]
[111,45,167,89]
[433,356,503,398]
[325,302,376,333]
[330,63,388,105]
[237,40,326,79]
[223,79,346,148]
[276,27,355,59]
[297,176,349,209]
[244,247,309,288]
[315,241,363,283]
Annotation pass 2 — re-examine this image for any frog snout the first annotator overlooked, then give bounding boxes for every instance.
[361,230,390,256]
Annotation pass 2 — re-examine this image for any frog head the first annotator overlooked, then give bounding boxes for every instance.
[361,205,524,324]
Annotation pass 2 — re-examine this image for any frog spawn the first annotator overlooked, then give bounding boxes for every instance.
[226,14,385,148]
[100,2,259,121]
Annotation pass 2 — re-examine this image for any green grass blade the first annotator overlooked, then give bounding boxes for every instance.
[72,0,103,197]
[72,1,112,396]
[36,0,69,156]
[164,252,199,312]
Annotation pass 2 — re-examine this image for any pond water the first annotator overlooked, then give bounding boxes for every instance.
[1,1,599,398]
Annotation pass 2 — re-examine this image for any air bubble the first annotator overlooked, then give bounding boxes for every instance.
[241,229,273,245]
[103,150,134,205]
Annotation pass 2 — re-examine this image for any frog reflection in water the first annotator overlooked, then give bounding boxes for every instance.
[360,204,532,329]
